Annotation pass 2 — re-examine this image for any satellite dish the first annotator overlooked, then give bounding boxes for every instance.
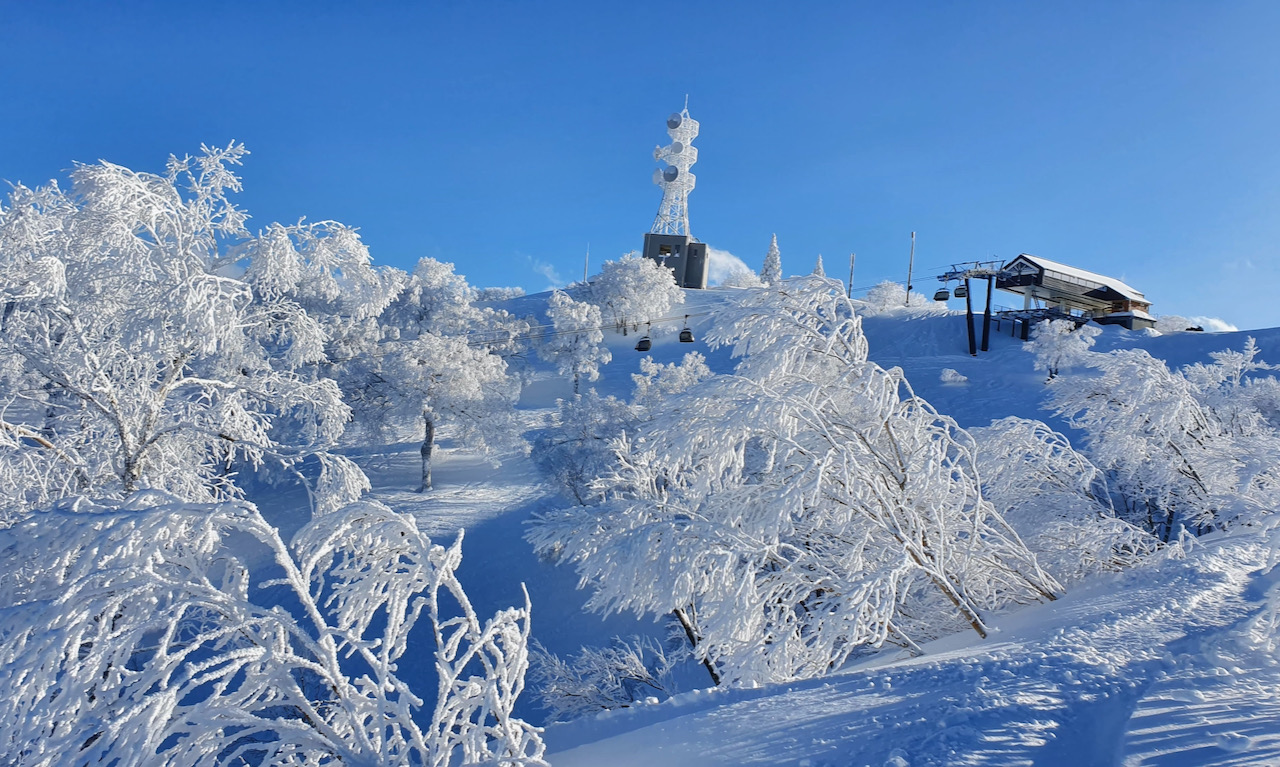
[669,141,684,154]
[653,169,664,185]
[663,166,680,182]
[667,113,682,129]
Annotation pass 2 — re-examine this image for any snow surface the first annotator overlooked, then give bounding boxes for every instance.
[342,288,1280,765]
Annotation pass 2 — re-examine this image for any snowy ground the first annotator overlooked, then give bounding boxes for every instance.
[347,290,1280,765]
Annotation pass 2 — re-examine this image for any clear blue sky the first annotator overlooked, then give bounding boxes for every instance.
[4,2,1280,329]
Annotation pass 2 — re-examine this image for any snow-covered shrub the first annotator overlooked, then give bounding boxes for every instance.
[1027,319,1100,380]
[0,145,360,519]
[539,289,611,393]
[857,280,948,316]
[589,252,684,335]
[631,351,714,413]
[971,417,1160,584]
[1046,337,1280,539]
[530,276,1060,687]
[530,636,678,721]
[940,368,968,384]
[0,492,545,766]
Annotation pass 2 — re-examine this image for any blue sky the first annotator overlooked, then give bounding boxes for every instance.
[4,2,1280,329]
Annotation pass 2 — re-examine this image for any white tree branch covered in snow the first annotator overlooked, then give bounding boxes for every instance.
[0,492,545,766]
[530,276,1061,686]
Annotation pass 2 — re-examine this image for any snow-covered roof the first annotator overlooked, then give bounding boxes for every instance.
[1006,254,1147,302]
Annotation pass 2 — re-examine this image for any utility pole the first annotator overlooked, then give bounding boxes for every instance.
[905,232,916,306]
[847,253,856,298]
[584,243,590,283]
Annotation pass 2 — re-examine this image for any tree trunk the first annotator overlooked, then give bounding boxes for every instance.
[418,412,435,492]
[674,606,721,686]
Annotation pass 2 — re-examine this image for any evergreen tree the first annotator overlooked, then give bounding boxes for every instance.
[761,234,783,286]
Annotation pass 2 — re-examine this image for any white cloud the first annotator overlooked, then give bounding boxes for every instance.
[527,256,565,291]
[1187,316,1239,333]
[705,246,761,287]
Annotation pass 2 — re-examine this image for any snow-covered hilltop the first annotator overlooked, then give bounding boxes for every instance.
[2,148,1279,766]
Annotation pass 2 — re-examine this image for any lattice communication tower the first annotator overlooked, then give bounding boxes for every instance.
[649,104,699,237]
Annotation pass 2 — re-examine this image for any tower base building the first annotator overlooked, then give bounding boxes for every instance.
[643,233,708,289]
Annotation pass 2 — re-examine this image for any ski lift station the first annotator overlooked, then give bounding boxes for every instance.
[994,254,1155,331]
[641,104,709,289]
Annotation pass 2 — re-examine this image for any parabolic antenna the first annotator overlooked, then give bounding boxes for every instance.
[667,113,682,129]
[653,169,664,185]
[663,166,680,182]
[669,141,684,154]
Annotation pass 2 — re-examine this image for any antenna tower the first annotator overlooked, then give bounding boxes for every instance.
[649,101,700,237]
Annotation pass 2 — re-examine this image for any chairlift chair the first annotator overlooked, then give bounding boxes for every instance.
[679,315,694,343]
[933,288,951,302]
[635,321,653,352]
[953,284,968,299]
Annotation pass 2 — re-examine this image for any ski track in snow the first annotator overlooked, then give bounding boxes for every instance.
[545,536,1280,766]
[348,291,1280,764]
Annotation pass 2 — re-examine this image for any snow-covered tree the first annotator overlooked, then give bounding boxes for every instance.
[589,252,684,335]
[812,254,825,277]
[857,280,947,316]
[0,145,357,519]
[1027,319,1100,380]
[340,257,526,492]
[1044,339,1280,539]
[0,492,545,766]
[760,234,782,286]
[1154,314,1199,334]
[718,265,763,289]
[539,289,611,393]
[971,417,1160,584]
[530,276,1060,686]
[534,390,634,506]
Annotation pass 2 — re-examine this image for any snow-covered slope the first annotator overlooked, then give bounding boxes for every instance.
[352,287,1280,764]
[544,533,1280,766]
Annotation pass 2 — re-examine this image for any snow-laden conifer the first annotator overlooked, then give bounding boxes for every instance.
[760,234,782,286]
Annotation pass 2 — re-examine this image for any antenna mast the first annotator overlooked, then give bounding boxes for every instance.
[649,103,700,237]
